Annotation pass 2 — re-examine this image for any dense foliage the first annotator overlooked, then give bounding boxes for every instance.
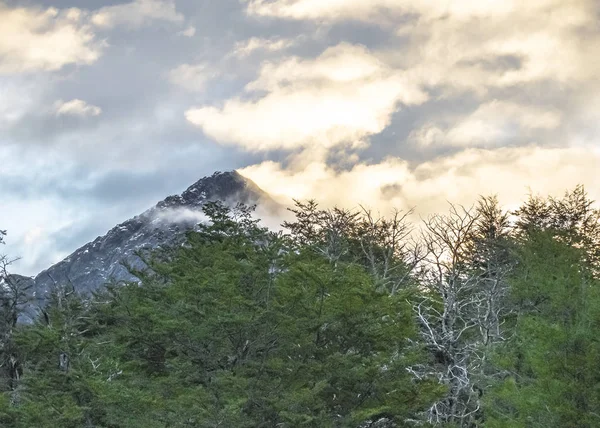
[0,186,599,427]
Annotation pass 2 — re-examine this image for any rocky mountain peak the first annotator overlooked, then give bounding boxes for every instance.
[19,170,278,321]
[158,170,264,209]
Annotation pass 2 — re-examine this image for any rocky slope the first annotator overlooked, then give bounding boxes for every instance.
[20,171,280,320]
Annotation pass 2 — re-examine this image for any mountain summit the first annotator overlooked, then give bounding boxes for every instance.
[23,171,278,316]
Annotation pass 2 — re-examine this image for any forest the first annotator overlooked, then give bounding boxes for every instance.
[0,186,599,427]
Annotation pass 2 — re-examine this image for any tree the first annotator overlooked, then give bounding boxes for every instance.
[411,198,515,427]
[283,200,424,295]
[514,186,600,275]
[467,196,515,350]
[6,188,599,426]
[485,229,600,427]
[55,201,436,427]
[0,233,31,399]
[13,286,109,428]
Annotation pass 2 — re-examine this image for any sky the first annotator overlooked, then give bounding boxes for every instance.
[1,0,600,276]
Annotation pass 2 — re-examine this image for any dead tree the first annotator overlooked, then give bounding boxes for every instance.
[410,201,513,426]
[0,250,31,393]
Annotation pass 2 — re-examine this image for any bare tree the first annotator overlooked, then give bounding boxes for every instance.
[0,232,32,396]
[410,200,514,426]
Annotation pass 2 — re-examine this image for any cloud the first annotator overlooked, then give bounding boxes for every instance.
[0,78,44,127]
[4,0,599,281]
[246,0,600,94]
[168,63,216,92]
[0,0,187,75]
[1,193,79,275]
[245,0,401,21]
[240,146,600,217]
[91,0,184,29]
[193,0,600,160]
[177,26,196,37]
[244,0,531,22]
[54,99,102,117]
[410,100,562,148]
[186,43,428,151]
[0,2,102,73]
[23,227,45,246]
[245,0,588,24]
[231,37,298,57]
[391,10,598,97]
[153,207,210,225]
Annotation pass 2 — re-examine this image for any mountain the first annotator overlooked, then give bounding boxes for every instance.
[20,171,280,320]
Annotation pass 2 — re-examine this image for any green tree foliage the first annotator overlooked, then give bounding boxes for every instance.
[514,185,600,274]
[0,188,599,427]
[0,203,437,427]
[485,230,600,427]
[283,200,422,295]
[12,286,108,427]
[485,187,600,427]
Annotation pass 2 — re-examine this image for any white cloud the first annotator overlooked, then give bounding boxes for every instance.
[240,146,600,217]
[153,207,210,225]
[0,78,44,127]
[168,64,216,92]
[245,44,388,91]
[3,201,73,275]
[23,227,45,246]
[240,0,599,179]
[245,0,585,24]
[410,100,562,147]
[91,0,184,29]
[186,43,428,151]
[0,0,186,76]
[177,26,196,37]
[54,99,102,117]
[198,1,599,159]
[231,37,298,57]
[0,3,102,73]
[247,0,600,94]
[244,0,532,23]
[390,12,598,96]
[245,0,399,21]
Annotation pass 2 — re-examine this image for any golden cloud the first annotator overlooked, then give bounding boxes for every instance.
[240,146,600,216]
[247,0,599,93]
[54,99,102,117]
[410,100,562,148]
[231,37,299,58]
[186,43,428,151]
[0,3,102,73]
